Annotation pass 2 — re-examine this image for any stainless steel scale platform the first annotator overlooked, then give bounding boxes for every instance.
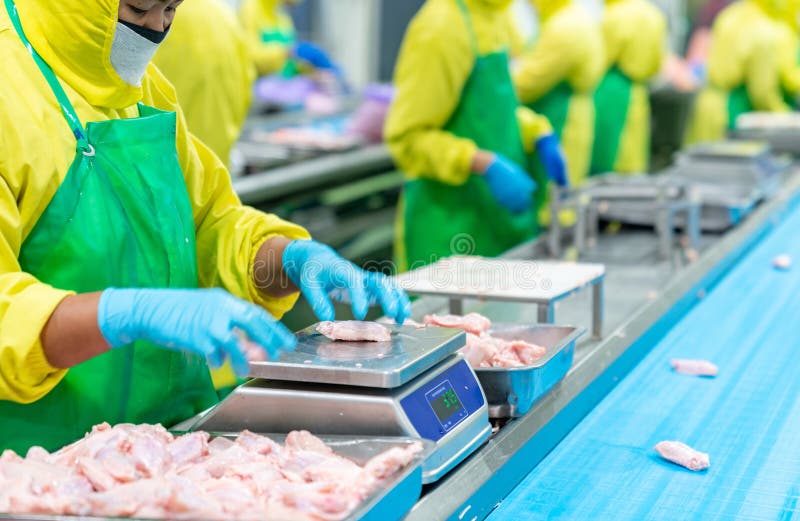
[733,112,800,155]
[189,324,492,484]
[392,256,605,339]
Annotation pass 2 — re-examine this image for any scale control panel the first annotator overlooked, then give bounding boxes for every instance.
[399,359,485,442]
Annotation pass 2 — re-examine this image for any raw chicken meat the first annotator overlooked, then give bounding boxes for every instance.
[316,321,391,342]
[425,313,547,368]
[670,358,719,377]
[654,441,710,471]
[773,254,792,270]
[423,313,492,335]
[0,424,423,521]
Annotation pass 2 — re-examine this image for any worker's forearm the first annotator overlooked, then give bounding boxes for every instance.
[253,235,300,298]
[41,292,108,369]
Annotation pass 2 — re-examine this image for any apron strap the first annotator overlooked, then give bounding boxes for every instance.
[455,0,480,56]
[3,0,93,154]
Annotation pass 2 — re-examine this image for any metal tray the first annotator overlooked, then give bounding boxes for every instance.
[475,324,585,418]
[0,435,432,521]
[583,173,686,201]
[247,323,465,389]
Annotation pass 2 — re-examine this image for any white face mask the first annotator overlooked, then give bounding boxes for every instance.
[110,22,166,87]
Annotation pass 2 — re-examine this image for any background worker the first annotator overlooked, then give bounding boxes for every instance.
[592,0,667,175]
[385,0,568,272]
[513,0,605,186]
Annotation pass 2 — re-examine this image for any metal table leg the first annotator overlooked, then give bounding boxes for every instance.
[537,302,554,324]
[592,280,604,340]
[448,298,464,315]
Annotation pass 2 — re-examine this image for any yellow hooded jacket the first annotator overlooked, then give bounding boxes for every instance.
[598,0,666,173]
[0,0,310,403]
[685,0,794,143]
[154,0,255,169]
[240,0,296,76]
[385,0,552,188]
[513,0,605,185]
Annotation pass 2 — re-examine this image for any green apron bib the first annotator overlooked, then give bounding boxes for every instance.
[399,0,539,271]
[527,81,572,139]
[727,85,753,130]
[0,0,217,454]
[261,26,298,77]
[591,67,633,175]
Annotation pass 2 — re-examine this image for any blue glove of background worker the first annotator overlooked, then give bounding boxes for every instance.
[98,288,296,377]
[535,134,569,188]
[283,240,412,323]
[294,41,336,71]
[484,154,537,214]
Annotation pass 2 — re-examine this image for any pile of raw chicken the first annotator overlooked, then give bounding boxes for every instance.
[0,423,422,521]
[423,313,547,368]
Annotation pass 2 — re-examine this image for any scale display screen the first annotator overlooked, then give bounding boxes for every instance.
[425,380,468,431]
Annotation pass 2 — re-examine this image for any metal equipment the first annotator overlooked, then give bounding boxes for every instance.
[732,112,800,155]
[393,256,606,339]
[188,324,492,484]
[663,140,789,231]
[582,174,702,259]
[475,324,585,418]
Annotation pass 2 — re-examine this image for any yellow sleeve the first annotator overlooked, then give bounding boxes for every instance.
[384,5,479,186]
[0,178,71,403]
[240,0,291,76]
[505,10,528,58]
[144,66,310,318]
[516,106,553,153]
[513,20,576,103]
[778,25,800,95]
[747,36,792,112]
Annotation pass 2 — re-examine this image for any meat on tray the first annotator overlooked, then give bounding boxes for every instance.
[773,254,792,270]
[425,313,547,368]
[316,321,392,342]
[0,423,422,521]
[423,313,491,335]
[670,358,719,377]
[654,441,710,471]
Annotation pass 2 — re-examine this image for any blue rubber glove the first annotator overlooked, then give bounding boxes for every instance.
[535,134,569,188]
[97,288,297,377]
[294,41,336,71]
[282,240,412,323]
[483,154,537,214]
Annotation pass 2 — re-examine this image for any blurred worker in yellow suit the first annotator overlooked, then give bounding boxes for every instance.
[591,0,666,175]
[240,0,337,77]
[386,0,568,272]
[685,0,800,143]
[513,0,605,186]
[154,0,254,170]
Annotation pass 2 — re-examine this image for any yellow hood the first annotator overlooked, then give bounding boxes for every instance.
[15,0,142,109]
[530,0,571,20]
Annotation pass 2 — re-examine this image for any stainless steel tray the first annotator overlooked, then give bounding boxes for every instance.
[0,435,432,521]
[584,173,686,200]
[248,323,465,388]
[732,127,800,155]
[475,324,585,418]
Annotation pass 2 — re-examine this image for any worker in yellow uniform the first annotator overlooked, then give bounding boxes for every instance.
[154,0,254,169]
[240,0,337,77]
[592,0,666,175]
[386,0,569,272]
[0,0,410,455]
[685,0,797,143]
[512,0,605,186]
[776,0,800,107]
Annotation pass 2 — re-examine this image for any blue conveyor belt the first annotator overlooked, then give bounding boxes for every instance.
[487,202,800,521]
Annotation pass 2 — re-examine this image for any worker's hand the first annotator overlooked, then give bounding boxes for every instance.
[535,134,569,188]
[482,153,537,214]
[282,240,412,323]
[97,288,297,377]
[294,41,336,71]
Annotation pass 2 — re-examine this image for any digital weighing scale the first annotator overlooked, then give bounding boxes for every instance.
[188,324,492,484]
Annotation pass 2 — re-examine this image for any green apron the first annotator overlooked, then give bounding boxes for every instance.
[261,26,298,77]
[399,0,540,271]
[727,85,753,130]
[0,0,217,454]
[591,67,633,175]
